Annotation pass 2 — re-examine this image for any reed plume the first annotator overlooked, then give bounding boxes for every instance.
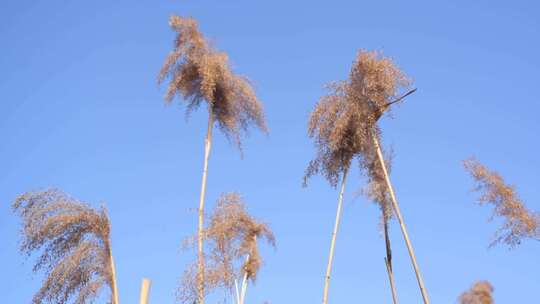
[158,15,267,304]
[12,188,119,304]
[177,192,275,304]
[459,281,494,304]
[303,50,409,185]
[464,157,540,247]
[305,49,429,304]
[363,147,394,223]
[157,15,267,146]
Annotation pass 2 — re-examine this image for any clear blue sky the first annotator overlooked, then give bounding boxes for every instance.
[1,0,539,303]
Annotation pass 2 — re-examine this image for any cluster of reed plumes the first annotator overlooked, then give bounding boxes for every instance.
[304,49,432,304]
[158,15,270,304]
[464,157,540,247]
[11,12,540,304]
[459,281,494,304]
[178,193,275,303]
[158,15,267,147]
[12,189,117,304]
[304,50,410,188]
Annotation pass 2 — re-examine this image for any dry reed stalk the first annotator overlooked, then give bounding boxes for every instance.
[234,279,241,304]
[321,167,349,304]
[384,257,398,304]
[158,16,267,304]
[108,242,120,304]
[196,107,214,302]
[238,234,263,304]
[362,141,399,303]
[12,188,119,304]
[383,219,398,304]
[238,246,251,304]
[139,278,151,304]
[372,134,430,304]
[239,273,248,304]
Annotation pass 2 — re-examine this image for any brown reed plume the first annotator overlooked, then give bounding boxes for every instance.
[304,50,409,188]
[158,15,267,304]
[464,157,540,247]
[177,192,275,304]
[157,15,267,146]
[12,188,120,304]
[459,281,494,304]
[304,49,430,304]
[363,146,395,224]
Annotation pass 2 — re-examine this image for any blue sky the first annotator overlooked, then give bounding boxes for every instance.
[1,0,539,303]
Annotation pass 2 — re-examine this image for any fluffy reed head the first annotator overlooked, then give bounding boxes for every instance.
[459,281,494,304]
[362,146,394,223]
[304,49,410,190]
[158,15,267,147]
[464,157,540,247]
[177,192,275,303]
[12,188,114,304]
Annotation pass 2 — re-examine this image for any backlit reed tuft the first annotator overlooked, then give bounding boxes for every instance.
[362,146,395,224]
[464,157,540,247]
[12,188,116,304]
[177,192,275,303]
[459,281,494,304]
[304,49,410,187]
[158,15,267,147]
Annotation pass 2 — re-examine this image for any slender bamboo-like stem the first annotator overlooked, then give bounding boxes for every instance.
[239,235,255,304]
[239,269,248,304]
[385,257,398,304]
[322,167,349,304]
[107,243,120,304]
[383,220,392,270]
[234,279,241,304]
[383,219,398,304]
[139,278,151,304]
[371,134,430,304]
[197,107,214,304]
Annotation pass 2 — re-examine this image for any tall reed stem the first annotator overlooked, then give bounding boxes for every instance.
[239,235,257,304]
[139,278,151,304]
[234,279,241,304]
[239,269,248,304]
[383,220,398,304]
[108,243,120,304]
[197,107,214,304]
[385,258,398,304]
[322,167,349,304]
[372,134,430,304]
